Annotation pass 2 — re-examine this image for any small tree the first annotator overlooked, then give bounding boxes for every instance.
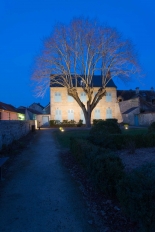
[32,18,140,127]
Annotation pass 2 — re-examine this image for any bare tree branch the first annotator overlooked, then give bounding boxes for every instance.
[32,17,141,127]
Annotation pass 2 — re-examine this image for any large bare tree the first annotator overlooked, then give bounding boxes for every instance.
[32,18,140,127]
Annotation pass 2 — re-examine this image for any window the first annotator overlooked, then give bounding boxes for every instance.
[67,95,74,102]
[54,92,61,102]
[68,109,74,120]
[80,110,85,124]
[106,92,112,102]
[106,108,112,119]
[80,92,86,102]
[55,109,62,121]
[94,109,101,119]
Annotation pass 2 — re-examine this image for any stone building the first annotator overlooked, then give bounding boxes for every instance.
[50,75,122,123]
[117,87,155,126]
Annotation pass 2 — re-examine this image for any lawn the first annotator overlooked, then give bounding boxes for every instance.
[53,127,148,149]
[53,128,90,148]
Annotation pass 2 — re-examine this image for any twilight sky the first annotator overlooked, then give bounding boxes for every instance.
[0,0,154,107]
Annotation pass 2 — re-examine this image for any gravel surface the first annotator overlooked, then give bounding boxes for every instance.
[0,129,99,232]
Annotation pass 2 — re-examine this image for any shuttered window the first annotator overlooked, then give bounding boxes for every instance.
[106,108,112,119]
[80,110,85,124]
[67,95,74,102]
[94,109,101,119]
[68,109,74,120]
[55,109,62,121]
[54,92,61,102]
[106,92,112,102]
[80,92,86,102]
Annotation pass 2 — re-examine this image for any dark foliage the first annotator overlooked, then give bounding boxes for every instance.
[70,137,125,198]
[117,163,155,231]
[148,122,155,133]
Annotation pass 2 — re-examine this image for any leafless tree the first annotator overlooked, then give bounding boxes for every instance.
[32,18,140,127]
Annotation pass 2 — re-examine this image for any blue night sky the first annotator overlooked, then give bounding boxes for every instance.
[0,0,154,107]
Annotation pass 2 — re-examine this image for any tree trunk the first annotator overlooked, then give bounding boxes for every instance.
[85,114,91,128]
[84,103,92,128]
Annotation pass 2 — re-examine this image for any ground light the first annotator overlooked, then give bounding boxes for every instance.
[59,127,64,132]
[124,124,129,129]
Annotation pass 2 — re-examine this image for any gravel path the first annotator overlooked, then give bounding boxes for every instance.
[0,129,98,232]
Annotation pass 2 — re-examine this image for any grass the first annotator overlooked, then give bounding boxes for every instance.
[53,128,90,148]
[122,128,148,135]
[53,126,148,149]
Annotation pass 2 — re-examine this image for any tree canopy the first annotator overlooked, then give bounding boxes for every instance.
[32,17,140,127]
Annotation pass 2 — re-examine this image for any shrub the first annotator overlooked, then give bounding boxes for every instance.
[49,120,76,127]
[49,120,57,126]
[93,153,125,197]
[117,163,155,231]
[93,119,102,125]
[77,119,83,127]
[106,118,118,124]
[70,137,125,197]
[89,133,155,150]
[88,119,121,147]
[148,122,155,133]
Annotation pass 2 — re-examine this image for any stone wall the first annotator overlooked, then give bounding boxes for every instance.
[0,120,35,150]
[119,98,139,113]
[139,113,155,126]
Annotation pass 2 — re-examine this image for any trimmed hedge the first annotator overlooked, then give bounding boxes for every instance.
[88,119,121,147]
[70,137,125,197]
[89,133,155,150]
[148,121,155,133]
[117,163,155,231]
[49,120,77,127]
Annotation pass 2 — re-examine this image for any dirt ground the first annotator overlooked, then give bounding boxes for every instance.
[117,147,155,172]
[0,129,100,232]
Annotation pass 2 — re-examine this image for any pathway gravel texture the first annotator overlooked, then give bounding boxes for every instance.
[0,129,98,232]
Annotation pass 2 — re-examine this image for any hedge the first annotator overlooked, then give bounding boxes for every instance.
[70,137,125,197]
[117,163,155,231]
[89,133,155,150]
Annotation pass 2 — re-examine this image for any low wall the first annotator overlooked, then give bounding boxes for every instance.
[0,120,36,150]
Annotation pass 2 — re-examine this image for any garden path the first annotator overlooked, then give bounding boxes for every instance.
[0,129,99,232]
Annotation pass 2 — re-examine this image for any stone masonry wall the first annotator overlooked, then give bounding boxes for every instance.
[50,87,123,123]
[0,120,35,150]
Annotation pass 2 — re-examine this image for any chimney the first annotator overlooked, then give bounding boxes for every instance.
[135,87,139,94]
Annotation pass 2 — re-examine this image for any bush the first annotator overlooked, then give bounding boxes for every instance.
[93,119,102,125]
[49,120,77,127]
[77,119,83,127]
[117,163,155,231]
[70,137,125,197]
[88,133,155,150]
[106,118,118,124]
[93,153,125,197]
[148,122,155,133]
[88,119,121,147]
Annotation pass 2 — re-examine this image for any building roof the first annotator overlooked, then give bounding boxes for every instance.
[29,103,44,109]
[117,89,155,101]
[122,107,138,114]
[17,107,42,115]
[0,101,17,112]
[50,75,117,88]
